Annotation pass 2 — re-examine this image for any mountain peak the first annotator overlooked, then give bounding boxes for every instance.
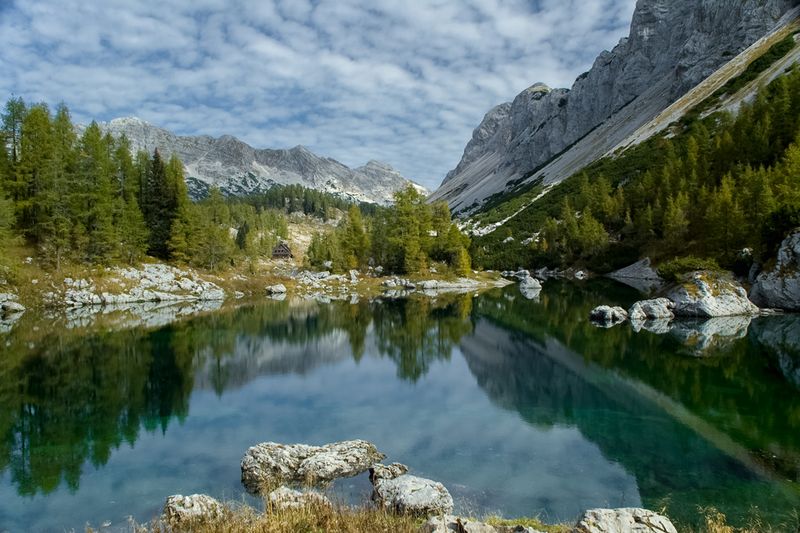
[433,0,797,213]
[108,116,152,128]
[94,118,425,204]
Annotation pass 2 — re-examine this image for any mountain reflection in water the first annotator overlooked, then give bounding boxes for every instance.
[1,282,799,531]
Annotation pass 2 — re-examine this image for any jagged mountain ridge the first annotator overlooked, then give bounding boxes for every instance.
[432,0,800,214]
[97,117,427,203]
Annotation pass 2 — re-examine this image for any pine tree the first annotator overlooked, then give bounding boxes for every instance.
[79,123,118,263]
[0,182,15,246]
[118,197,149,264]
[42,104,78,269]
[17,104,56,244]
[705,174,745,259]
[662,192,690,253]
[340,205,369,269]
[142,149,171,258]
[168,202,196,264]
[2,97,26,172]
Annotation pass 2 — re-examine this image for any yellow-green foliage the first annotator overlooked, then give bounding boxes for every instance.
[473,64,800,273]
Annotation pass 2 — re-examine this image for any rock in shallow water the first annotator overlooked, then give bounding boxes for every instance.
[240,440,385,493]
[750,229,800,311]
[372,474,454,516]
[162,494,224,528]
[628,298,674,322]
[266,284,287,294]
[590,305,628,327]
[573,508,677,533]
[519,276,542,300]
[667,271,758,317]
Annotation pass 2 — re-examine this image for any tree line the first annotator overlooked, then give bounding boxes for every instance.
[0,98,289,271]
[0,98,472,276]
[474,62,800,274]
[306,185,472,275]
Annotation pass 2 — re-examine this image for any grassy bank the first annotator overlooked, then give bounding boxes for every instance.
[132,501,564,533]
[110,500,799,533]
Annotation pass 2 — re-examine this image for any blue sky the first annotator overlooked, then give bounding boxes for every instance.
[0,0,636,189]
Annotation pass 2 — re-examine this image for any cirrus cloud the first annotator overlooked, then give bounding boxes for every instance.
[0,0,636,189]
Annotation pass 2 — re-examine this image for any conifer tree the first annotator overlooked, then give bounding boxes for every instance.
[17,104,55,244]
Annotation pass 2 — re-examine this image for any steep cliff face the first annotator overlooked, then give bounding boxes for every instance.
[433,0,799,214]
[98,117,425,203]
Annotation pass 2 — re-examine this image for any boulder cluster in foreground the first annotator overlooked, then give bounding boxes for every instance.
[162,439,677,533]
[590,270,761,328]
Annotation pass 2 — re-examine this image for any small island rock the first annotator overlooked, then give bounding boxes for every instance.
[667,271,759,317]
[589,305,628,327]
[241,440,385,494]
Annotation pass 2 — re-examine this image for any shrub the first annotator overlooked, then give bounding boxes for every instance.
[657,256,723,282]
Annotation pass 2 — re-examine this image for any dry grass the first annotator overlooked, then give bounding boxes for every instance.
[680,507,800,533]
[134,501,422,533]
[484,514,569,532]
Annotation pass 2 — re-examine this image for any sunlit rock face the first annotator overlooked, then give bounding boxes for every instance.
[433,0,797,213]
[93,117,426,204]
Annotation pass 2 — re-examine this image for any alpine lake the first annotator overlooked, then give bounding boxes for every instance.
[2,280,800,532]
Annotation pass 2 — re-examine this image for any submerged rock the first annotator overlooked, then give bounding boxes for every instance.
[162,494,224,528]
[267,486,331,510]
[589,305,628,327]
[750,229,800,311]
[241,440,385,494]
[421,515,545,533]
[573,507,677,533]
[667,271,759,317]
[372,473,454,516]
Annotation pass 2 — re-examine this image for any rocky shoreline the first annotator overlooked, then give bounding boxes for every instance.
[0,260,512,335]
[161,438,677,533]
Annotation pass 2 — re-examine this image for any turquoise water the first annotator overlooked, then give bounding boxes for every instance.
[1,281,800,531]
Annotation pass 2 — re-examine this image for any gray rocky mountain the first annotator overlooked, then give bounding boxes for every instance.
[97,117,426,203]
[432,0,799,214]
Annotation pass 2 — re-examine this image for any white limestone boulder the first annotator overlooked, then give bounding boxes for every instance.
[240,440,385,494]
[573,508,677,533]
[667,271,758,317]
[750,229,800,311]
[371,474,454,516]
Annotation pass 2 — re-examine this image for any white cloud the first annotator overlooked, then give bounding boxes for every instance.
[0,0,637,189]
